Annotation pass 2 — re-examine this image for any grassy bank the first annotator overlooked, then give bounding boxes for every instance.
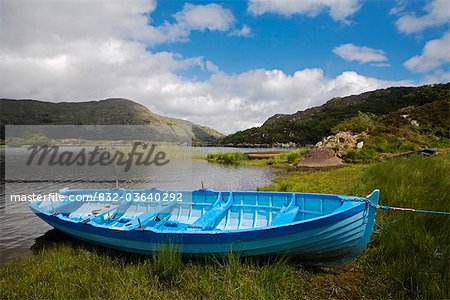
[1,152,449,299]
[206,149,309,167]
[262,151,450,298]
[0,244,362,299]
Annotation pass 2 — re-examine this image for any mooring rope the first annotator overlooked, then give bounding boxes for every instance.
[378,205,450,215]
[343,197,450,215]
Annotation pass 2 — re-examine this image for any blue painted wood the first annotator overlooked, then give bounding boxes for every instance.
[29,188,380,266]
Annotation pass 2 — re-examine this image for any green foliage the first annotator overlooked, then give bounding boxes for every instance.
[357,99,450,155]
[356,152,450,299]
[152,244,182,287]
[260,164,369,194]
[330,98,449,159]
[365,135,418,153]
[343,149,378,163]
[277,183,290,192]
[26,133,52,146]
[270,149,309,165]
[207,152,249,164]
[332,111,377,134]
[0,243,350,299]
[5,137,25,147]
[263,153,450,299]
[286,151,301,163]
[207,149,309,166]
[6,133,52,147]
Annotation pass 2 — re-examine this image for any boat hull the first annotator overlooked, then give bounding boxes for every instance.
[30,193,377,266]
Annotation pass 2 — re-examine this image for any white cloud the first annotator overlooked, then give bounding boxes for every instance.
[230,25,252,37]
[396,1,450,80]
[157,3,251,43]
[422,71,450,84]
[389,0,407,16]
[333,44,387,64]
[404,32,450,72]
[154,70,411,133]
[248,0,361,22]
[390,6,404,16]
[371,63,391,68]
[0,0,412,134]
[396,0,450,34]
[175,3,235,31]
[0,48,411,133]
[0,0,160,50]
[0,0,247,50]
[205,61,220,74]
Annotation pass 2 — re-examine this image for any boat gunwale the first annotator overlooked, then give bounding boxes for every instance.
[30,189,369,235]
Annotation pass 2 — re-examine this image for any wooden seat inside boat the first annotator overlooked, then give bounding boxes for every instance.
[91,205,114,215]
[187,192,233,230]
[67,203,120,221]
[270,196,300,226]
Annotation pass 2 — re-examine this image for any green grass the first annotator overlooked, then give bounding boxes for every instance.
[342,148,379,164]
[152,243,182,287]
[0,243,355,299]
[206,149,309,167]
[1,152,449,299]
[206,152,249,164]
[259,163,369,194]
[355,152,450,299]
[263,151,450,299]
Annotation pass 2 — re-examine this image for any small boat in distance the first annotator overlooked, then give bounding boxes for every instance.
[29,188,379,266]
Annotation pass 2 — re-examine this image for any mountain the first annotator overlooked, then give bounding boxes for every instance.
[221,83,450,146]
[0,98,223,143]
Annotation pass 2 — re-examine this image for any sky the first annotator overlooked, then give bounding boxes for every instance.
[1,0,449,134]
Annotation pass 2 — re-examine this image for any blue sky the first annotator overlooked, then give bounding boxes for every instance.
[1,0,449,133]
[151,0,448,82]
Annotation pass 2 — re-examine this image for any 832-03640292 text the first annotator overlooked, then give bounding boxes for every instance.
[10,192,184,203]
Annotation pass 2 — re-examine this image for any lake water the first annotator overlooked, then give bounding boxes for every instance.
[0,147,283,264]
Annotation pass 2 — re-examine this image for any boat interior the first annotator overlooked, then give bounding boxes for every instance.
[33,189,348,232]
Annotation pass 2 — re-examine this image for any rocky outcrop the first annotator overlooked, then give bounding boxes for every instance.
[316,131,368,157]
[296,147,343,168]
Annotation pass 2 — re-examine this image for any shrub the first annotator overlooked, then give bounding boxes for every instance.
[286,152,300,163]
[207,152,248,164]
[5,137,25,147]
[343,149,378,163]
[332,112,377,134]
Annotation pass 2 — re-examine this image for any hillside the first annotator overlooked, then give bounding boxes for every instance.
[0,98,223,143]
[222,83,450,146]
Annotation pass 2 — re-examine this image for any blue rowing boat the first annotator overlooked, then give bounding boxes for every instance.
[29,188,379,266]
